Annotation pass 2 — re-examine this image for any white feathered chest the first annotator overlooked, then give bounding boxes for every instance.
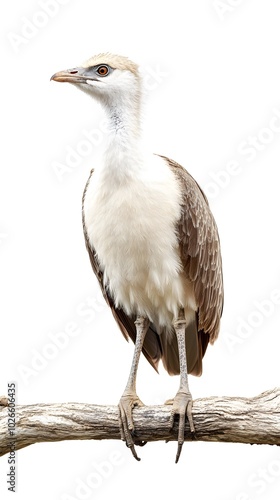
[83,153,196,328]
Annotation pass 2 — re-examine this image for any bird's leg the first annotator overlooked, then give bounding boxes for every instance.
[165,308,195,463]
[118,315,149,461]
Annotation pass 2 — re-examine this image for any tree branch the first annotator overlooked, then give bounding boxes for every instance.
[0,389,279,457]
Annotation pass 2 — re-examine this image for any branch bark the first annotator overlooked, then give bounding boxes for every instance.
[0,389,279,457]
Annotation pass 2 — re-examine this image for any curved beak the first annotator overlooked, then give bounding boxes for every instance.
[50,67,92,84]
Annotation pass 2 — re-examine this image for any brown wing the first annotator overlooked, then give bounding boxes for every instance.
[82,169,162,372]
[161,155,224,344]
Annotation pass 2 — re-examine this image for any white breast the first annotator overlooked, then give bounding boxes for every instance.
[83,153,196,329]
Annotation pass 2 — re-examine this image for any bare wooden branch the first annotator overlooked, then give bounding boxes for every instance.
[0,388,279,457]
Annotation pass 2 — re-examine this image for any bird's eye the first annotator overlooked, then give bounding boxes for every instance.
[97,65,109,76]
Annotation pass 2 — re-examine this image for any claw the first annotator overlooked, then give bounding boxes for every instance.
[128,442,141,461]
[175,442,183,464]
[118,393,144,461]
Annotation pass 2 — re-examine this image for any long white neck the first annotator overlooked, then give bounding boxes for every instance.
[99,84,145,183]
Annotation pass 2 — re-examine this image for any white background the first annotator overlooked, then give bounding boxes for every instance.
[1,0,280,498]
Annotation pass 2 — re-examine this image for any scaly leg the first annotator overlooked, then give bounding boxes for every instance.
[118,316,149,461]
[165,309,195,463]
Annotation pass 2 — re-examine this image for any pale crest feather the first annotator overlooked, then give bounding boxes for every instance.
[82,53,139,75]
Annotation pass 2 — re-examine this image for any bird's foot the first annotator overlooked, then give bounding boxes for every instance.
[165,389,195,463]
[118,392,146,461]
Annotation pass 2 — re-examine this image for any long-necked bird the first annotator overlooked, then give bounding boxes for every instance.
[51,53,223,463]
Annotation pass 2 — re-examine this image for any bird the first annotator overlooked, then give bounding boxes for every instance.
[51,53,223,463]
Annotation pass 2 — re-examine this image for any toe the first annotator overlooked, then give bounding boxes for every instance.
[168,408,176,431]
[165,390,195,463]
[186,399,195,434]
[118,393,144,462]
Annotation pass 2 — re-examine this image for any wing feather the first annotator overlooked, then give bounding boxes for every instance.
[161,156,224,344]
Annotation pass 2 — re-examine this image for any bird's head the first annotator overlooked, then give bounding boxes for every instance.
[51,53,141,108]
